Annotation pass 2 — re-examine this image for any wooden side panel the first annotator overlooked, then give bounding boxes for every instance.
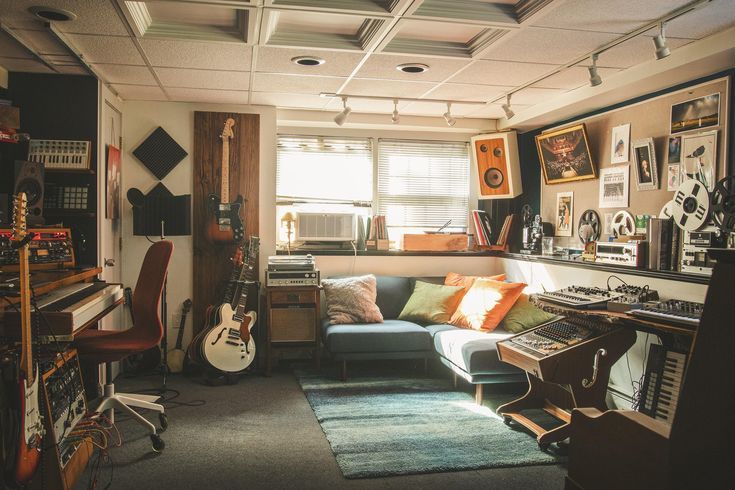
[193,112,259,334]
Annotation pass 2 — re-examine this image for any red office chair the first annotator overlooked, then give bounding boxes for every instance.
[74,240,173,452]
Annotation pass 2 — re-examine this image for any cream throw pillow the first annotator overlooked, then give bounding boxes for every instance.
[322,274,384,324]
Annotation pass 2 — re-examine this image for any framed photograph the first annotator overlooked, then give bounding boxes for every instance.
[536,124,596,185]
[599,165,629,208]
[667,164,681,191]
[667,135,682,164]
[681,130,718,192]
[670,93,720,134]
[610,123,630,164]
[632,138,658,191]
[555,191,573,237]
[106,145,121,219]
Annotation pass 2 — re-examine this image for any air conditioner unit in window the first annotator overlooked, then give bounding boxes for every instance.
[296,212,356,242]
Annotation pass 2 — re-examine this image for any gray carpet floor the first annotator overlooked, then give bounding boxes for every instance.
[77,361,567,489]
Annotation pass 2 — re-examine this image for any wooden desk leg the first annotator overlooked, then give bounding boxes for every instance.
[496,373,545,415]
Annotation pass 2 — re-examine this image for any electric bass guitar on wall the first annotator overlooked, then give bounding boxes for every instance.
[207,118,245,244]
[167,299,192,374]
[11,193,44,485]
[199,237,259,373]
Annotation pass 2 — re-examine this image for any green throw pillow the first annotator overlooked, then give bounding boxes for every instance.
[398,281,465,324]
[499,294,558,334]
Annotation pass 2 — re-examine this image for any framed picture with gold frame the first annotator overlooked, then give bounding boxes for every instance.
[536,124,596,185]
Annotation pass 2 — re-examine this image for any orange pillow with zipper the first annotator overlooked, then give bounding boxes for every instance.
[449,278,526,331]
[444,272,506,292]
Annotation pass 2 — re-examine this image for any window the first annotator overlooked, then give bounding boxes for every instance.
[377,139,469,240]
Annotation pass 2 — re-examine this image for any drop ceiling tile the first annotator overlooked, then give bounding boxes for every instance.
[664,1,735,40]
[0,0,129,35]
[511,86,568,105]
[16,30,68,55]
[324,96,396,113]
[533,65,621,90]
[93,64,157,86]
[531,0,694,34]
[0,57,53,73]
[166,88,250,104]
[397,101,480,117]
[68,35,144,65]
[448,60,558,87]
[250,92,329,109]
[481,27,618,64]
[255,47,365,76]
[465,103,530,118]
[155,68,251,90]
[252,73,345,94]
[355,53,471,82]
[140,39,252,71]
[111,84,167,101]
[344,78,437,98]
[56,65,89,75]
[424,83,512,101]
[592,34,693,69]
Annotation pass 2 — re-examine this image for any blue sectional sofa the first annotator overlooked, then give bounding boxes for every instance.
[321,275,526,403]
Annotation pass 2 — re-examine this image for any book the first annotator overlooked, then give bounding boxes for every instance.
[669,219,681,271]
[471,211,487,246]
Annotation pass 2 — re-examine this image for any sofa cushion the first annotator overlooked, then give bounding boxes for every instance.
[374,276,414,319]
[450,279,526,332]
[322,274,383,325]
[397,281,465,324]
[324,319,432,354]
[500,293,559,334]
[433,327,521,376]
[444,272,506,291]
[425,324,456,337]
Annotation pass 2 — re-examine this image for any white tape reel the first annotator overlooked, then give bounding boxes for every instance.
[672,179,710,231]
[611,210,636,237]
[659,200,674,219]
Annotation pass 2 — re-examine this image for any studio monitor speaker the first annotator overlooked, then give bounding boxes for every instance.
[472,132,522,199]
[14,160,44,217]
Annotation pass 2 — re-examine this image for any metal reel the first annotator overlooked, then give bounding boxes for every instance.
[711,176,735,233]
[577,209,601,244]
[611,210,635,237]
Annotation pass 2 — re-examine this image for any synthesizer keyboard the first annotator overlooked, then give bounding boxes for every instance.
[639,344,686,424]
[536,286,624,309]
[629,299,703,328]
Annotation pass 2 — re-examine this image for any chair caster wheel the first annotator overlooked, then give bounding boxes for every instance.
[538,442,550,451]
[158,413,168,432]
[502,416,512,426]
[151,434,165,452]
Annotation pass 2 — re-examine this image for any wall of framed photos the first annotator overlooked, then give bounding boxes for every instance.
[538,76,729,248]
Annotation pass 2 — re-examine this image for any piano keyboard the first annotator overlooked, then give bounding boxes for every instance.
[630,299,703,328]
[639,344,687,424]
[28,139,91,170]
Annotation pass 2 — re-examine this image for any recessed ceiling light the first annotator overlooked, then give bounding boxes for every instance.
[28,6,77,22]
[291,56,325,67]
[396,63,429,74]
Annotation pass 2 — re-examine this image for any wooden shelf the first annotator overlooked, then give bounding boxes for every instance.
[44,168,95,175]
[44,210,95,218]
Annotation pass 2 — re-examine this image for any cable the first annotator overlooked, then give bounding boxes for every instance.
[606,274,628,290]
[350,240,357,276]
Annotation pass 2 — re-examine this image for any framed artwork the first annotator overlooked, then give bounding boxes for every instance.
[106,145,121,219]
[610,123,630,164]
[667,135,681,164]
[667,164,681,191]
[555,191,573,237]
[670,93,720,134]
[632,138,658,191]
[599,165,629,208]
[681,130,718,192]
[536,124,596,185]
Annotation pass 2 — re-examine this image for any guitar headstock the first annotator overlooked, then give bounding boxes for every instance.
[12,192,28,243]
[245,236,260,270]
[183,298,193,314]
[221,118,235,140]
[231,247,244,268]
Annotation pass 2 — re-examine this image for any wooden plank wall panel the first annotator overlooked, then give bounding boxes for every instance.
[193,111,259,334]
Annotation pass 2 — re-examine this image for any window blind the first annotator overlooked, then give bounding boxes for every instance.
[377,139,469,230]
[276,135,372,203]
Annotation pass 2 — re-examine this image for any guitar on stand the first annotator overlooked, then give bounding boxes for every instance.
[207,118,244,244]
[11,192,45,484]
[198,237,259,374]
[167,299,192,374]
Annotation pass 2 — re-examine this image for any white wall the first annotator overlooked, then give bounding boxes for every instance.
[121,101,277,349]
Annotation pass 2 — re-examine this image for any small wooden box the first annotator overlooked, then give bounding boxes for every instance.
[365,239,389,250]
[0,105,20,129]
[403,233,469,251]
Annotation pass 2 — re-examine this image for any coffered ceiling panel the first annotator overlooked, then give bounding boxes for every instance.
[447,59,558,87]
[425,82,511,101]
[139,38,252,70]
[480,27,619,64]
[166,87,250,104]
[353,53,471,82]
[92,63,157,85]
[407,0,526,26]
[344,78,436,98]
[266,0,399,15]
[110,83,167,100]
[255,47,365,76]
[0,0,129,35]
[68,34,145,65]
[155,67,251,90]
[252,73,345,94]
[250,91,329,109]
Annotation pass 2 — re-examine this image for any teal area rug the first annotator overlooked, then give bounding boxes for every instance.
[296,368,566,479]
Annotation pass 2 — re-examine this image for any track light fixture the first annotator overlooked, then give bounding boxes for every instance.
[443,103,456,127]
[501,94,515,119]
[588,53,602,87]
[333,96,351,126]
[653,22,671,60]
[391,99,400,124]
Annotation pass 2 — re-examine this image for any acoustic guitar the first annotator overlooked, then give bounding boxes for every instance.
[11,193,44,484]
[167,299,192,374]
[207,118,244,244]
[199,237,259,373]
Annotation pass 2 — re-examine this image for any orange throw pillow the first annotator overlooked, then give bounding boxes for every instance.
[444,272,506,292]
[449,278,526,331]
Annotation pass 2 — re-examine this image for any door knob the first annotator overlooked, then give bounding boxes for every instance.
[104,258,115,267]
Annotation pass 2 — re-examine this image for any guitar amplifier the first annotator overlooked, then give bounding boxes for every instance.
[0,227,75,269]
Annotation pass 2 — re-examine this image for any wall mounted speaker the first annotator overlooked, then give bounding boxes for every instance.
[14,160,45,218]
[471,131,522,199]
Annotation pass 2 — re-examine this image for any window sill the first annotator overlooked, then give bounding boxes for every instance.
[275,249,496,257]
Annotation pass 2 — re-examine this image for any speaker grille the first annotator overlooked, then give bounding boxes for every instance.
[132,127,188,180]
[483,168,504,189]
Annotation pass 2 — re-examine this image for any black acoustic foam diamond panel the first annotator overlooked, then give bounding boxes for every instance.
[132,126,188,180]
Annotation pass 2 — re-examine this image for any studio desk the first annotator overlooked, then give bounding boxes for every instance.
[495,297,694,449]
